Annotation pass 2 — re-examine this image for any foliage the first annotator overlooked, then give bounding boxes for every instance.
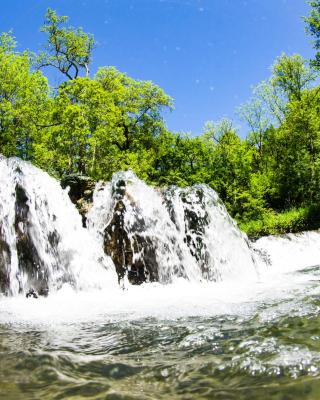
[36,8,95,79]
[271,53,316,101]
[1,7,320,237]
[305,0,320,69]
[30,66,172,180]
[0,33,49,159]
[240,204,320,238]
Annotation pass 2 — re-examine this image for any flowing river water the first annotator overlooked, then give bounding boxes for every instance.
[1,156,320,399]
[2,270,320,400]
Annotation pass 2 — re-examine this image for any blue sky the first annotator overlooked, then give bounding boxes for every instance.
[1,0,314,136]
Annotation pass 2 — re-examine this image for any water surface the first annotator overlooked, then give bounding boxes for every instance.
[1,266,320,399]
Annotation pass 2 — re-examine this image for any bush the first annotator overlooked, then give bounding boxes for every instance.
[239,204,320,239]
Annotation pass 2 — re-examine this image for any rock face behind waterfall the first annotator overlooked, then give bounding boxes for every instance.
[61,174,95,227]
[0,225,11,294]
[13,183,50,295]
[0,156,114,296]
[164,186,212,279]
[87,171,257,285]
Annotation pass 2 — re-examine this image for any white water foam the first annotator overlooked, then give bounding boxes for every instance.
[87,171,202,282]
[2,157,320,319]
[254,231,320,273]
[88,171,258,283]
[0,157,116,295]
[165,185,257,282]
[0,266,317,325]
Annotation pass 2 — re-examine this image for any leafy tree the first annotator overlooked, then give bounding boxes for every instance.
[33,66,172,179]
[237,97,268,161]
[202,118,235,143]
[251,80,287,125]
[36,8,95,80]
[153,132,213,186]
[305,0,320,69]
[271,53,315,101]
[208,128,267,220]
[0,33,49,159]
[267,87,320,208]
[95,67,172,152]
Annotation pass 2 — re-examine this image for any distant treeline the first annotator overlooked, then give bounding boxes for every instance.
[1,2,320,236]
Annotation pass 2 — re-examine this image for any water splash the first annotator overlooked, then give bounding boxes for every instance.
[87,171,201,284]
[254,231,320,274]
[0,156,115,295]
[3,157,320,297]
[87,170,258,284]
[163,184,257,281]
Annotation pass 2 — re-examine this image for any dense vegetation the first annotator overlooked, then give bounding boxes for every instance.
[1,3,320,237]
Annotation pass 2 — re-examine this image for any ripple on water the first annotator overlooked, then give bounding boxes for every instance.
[1,270,320,399]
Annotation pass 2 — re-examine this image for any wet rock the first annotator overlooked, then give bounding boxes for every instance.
[26,288,38,298]
[0,224,11,295]
[103,179,159,285]
[61,174,95,202]
[61,174,96,227]
[14,184,50,296]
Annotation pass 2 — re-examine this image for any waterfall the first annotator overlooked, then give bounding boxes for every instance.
[87,170,258,284]
[253,231,320,273]
[0,156,115,296]
[163,185,257,281]
[4,156,320,298]
[87,171,202,284]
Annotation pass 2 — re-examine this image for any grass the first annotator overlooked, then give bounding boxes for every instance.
[239,204,320,239]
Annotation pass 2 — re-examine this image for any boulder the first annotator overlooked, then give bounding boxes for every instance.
[61,174,96,227]
[103,178,159,285]
[0,225,11,295]
[14,184,50,296]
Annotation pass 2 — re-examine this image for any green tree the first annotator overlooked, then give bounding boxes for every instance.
[209,128,267,220]
[271,53,315,101]
[237,97,268,162]
[33,67,172,179]
[96,67,172,152]
[267,87,320,208]
[153,132,213,186]
[0,33,49,159]
[305,0,320,69]
[251,80,287,125]
[36,8,95,80]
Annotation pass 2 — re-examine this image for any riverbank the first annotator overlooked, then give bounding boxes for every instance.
[240,204,320,239]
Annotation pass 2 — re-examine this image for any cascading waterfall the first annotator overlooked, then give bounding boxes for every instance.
[163,185,257,281]
[87,171,202,284]
[2,155,320,296]
[253,231,320,273]
[0,156,114,296]
[87,170,258,284]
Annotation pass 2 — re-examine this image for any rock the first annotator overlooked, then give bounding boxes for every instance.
[14,184,50,296]
[61,174,95,202]
[83,189,93,199]
[0,224,11,295]
[103,178,159,285]
[61,174,96,227]
[26,288,38,299]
